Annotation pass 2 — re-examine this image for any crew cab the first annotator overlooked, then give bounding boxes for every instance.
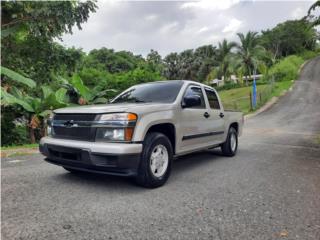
[40,80,243,188]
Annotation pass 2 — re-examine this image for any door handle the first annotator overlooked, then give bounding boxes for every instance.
[204,112,210,118]
[219,112,224,118]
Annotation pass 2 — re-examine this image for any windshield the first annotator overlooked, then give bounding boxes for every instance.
[111,81,184,104]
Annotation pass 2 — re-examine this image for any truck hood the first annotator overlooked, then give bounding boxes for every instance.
[54,102,175,115]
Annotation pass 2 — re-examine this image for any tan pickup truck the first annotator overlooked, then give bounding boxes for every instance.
[40,80,243,188]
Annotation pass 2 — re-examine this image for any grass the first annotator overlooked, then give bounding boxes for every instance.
[1,143,39,151]
[218,80,294,114]
[270,80,294,97]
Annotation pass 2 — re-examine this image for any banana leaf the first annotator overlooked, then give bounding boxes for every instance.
[1,66,36,88]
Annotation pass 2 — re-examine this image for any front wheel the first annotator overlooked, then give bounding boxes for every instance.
[221,127,238,157]
[135,132,173,188]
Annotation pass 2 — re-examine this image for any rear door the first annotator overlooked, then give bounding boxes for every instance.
[204,88,225,143]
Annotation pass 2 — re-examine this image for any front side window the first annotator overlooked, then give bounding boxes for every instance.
[183,85,206,109]
[205,88,220,109]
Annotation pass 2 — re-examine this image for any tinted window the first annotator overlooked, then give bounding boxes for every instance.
[205,88,220,109]
[183,85,205,109]
[111,81,183,104]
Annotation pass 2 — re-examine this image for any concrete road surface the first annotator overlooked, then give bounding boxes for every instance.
[2,57,320,240]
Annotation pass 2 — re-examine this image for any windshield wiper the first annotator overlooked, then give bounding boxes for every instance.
[111,99,151,104]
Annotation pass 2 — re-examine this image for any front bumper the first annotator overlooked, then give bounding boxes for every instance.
[40,137,143,176]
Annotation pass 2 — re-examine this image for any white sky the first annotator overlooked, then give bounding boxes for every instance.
[60,0,315,57]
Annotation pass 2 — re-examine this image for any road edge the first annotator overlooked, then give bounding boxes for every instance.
[245,58,310,120]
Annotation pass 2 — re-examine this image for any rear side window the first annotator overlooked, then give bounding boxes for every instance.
[205,88,220,109]
[184,85,206,109]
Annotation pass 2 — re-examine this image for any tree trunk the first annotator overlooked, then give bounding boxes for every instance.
[29,127,36,144]
[41,118,47,137]
[246,67,251,86]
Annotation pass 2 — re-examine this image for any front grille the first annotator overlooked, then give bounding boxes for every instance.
[53,114,98,141]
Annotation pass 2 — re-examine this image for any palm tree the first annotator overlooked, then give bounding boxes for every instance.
[213,39,237,82]
[236,31,266,85]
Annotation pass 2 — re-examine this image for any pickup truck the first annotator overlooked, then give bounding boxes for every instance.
[40,80,243,188]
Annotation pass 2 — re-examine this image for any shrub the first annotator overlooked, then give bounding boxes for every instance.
[299,50,320,60]
[215,82,242,91]
[269,55,304,81]
[1,109,30,146]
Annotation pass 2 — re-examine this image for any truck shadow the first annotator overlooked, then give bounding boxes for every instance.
[52,149,226,190]
[172,149,225,176]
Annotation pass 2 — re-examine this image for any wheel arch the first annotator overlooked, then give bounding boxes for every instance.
[229,122,239,135]
[144,123,176,155]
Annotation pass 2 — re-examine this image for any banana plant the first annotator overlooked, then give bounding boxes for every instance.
[56,74,117,105]
[1,66,36,88]
[1,85,68,143]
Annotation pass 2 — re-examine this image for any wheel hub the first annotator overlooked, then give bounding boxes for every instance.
[150,144,169,177]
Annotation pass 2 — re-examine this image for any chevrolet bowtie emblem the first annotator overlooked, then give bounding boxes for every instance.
[64,120,74,128]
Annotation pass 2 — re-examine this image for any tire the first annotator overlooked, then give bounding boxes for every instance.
[221,127,238,157]
[63,167,82,173]
[135,132,173,188]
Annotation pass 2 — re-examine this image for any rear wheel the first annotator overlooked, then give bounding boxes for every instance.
[221,127,238,156]
[135,132,173,188]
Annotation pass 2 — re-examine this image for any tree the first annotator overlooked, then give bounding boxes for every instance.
[163,45,218,82]
[1,1,97,39]
[83,48,144,74]
[306,0,320,26]
[194,45,217,82]
[259,19,317,58]
[163,53,181,79]
[146,49,163,73]
[1,1,96,86]
[178,49,197,80]
[236,31,266,85]
[208,39,236,82]
[1,1,97,145]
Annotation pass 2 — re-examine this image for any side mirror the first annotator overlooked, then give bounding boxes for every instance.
[182,95,201,108]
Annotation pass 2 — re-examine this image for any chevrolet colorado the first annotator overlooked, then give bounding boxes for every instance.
[40,80,243,188]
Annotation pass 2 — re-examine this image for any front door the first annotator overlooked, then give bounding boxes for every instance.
[177,84,214,153]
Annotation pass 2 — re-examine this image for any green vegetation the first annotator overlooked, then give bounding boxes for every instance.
[219,80,294,114]
[307,0,320,26]
[219,84,269,113]
[1,1,319,147]
[2,144,38,151]
[269,56,304,82]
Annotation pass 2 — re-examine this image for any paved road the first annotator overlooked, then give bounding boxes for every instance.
[2,57,320,240]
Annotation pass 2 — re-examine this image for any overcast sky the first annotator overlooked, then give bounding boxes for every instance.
[60,0,314,57]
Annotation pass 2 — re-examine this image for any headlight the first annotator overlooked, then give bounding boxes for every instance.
[99,113,137,121]
[95,113,137,142]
